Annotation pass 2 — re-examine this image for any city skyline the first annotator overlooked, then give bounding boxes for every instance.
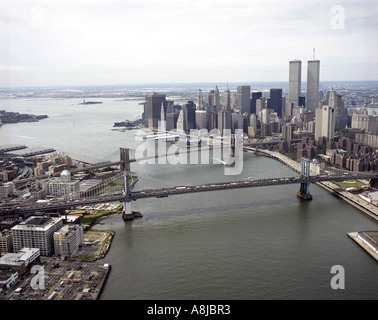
[1,0,378,87]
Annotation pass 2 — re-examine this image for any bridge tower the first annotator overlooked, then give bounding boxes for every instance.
[120,147,131,172]
[297,158,312,200]
[122,171,135,221]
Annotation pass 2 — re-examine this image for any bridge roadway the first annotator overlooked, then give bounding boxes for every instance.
[6,172,377,214]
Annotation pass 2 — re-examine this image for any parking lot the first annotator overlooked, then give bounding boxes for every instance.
[7,257,110,300]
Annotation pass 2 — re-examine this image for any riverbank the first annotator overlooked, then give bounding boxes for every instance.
[317,181,378,222]
[254,149,378,223]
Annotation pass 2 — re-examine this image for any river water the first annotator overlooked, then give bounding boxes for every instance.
[0,97,377,300]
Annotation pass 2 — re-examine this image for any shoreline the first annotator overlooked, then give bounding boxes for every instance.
[255,149,378,223]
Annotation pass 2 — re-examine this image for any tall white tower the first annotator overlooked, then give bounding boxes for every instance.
[288,59,301,107]
[306,52,320,110]
[315,106,335,140]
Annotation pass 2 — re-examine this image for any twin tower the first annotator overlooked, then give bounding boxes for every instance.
[288,58,320,111]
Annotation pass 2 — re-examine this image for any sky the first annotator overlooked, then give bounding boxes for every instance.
[1,0,378,87]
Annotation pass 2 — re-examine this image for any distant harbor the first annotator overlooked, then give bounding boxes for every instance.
[113,118,143,130]
[5,146,56,157]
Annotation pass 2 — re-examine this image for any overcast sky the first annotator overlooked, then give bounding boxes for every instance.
[1,0,377,87]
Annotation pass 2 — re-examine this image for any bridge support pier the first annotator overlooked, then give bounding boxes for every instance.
[297,182,312,200]
[297,158,312,200]
[122,200,134,221]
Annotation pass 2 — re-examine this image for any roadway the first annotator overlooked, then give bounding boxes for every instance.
[5,171,376,214]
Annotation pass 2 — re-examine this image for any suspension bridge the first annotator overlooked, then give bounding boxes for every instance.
[1,144,376,220]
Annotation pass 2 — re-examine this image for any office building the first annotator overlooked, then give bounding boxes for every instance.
[232,111,243,133]
[306,59,320,110]
[47,170,80,200]
[236,85,251,114]
[198,89,204,110]
[268,88,283,117]
[223,85,231,110]
[146,93,167,129]
[176,110,185,132]
[12,217,64,256]
[351,105,378,133]
[315,105,336,140]
[288,60,302,107]
[256,97,266,120]
[195,110,207,130]
[54,224,84,257]
[251,92,262,114]
[218,110,232,134]
[182,101,196,132]
[214,86,221,111]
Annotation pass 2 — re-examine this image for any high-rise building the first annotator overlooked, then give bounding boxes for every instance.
[236,85,251,114]
[182,101,196,132]
[195,110,207,130]
[306,59,320,110]
[214,86,221,112]
[250,91,262,114]
[146,93,167,129]
[218,110,232,134]
[232,111,243,133]
[176,110,185,132]
[288,60,302,107]
[223,85,231,111]
[315,105,336,140]
[268,88,283,117]
[198,89,204,110]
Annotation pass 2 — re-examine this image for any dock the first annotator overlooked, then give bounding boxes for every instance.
[348,231,378,262]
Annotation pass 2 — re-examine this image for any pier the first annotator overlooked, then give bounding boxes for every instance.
[348,232,378,262]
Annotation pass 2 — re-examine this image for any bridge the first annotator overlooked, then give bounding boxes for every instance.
[2,158,376,219]
[1,138,377,219]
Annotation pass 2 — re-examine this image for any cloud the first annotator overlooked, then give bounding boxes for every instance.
[1,0,377,86]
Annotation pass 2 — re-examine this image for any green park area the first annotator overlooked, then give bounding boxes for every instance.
[333,180,366,188]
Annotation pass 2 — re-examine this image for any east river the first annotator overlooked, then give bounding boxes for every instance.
[0,96,377,299]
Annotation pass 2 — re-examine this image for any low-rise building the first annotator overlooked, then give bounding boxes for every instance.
[0,248,40,277]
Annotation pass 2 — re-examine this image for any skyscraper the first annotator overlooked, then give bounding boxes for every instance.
[223,85,231,111]
[214,85,221,111]
[250,91,262,114]
[268,88,283,117]
[288,59,302,107]
[195,110,207,130]
[198,89,203,110]
[306,59,320,110]
[236,85,251,114]
[315,105,336,140]
[147,93,166,129]
[182,101,196,132]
